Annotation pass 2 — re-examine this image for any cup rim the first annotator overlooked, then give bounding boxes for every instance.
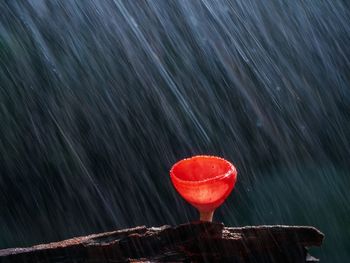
[170,155,237,185]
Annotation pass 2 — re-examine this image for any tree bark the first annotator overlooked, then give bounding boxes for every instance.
[0,222,324,262]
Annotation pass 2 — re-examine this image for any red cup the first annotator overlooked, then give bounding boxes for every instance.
[170,155,237,221]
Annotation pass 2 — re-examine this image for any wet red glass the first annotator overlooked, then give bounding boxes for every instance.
[170,155,237,221]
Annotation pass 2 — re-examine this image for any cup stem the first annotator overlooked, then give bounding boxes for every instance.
[199,210,214,222]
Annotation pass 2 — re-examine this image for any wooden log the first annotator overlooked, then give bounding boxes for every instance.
[0,222,324,262]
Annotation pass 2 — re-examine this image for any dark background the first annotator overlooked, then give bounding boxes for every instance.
[0,0,349,261]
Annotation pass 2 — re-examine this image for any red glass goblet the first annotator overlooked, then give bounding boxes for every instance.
[170,155,237,222]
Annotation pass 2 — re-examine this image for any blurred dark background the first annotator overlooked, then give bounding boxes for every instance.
[0,0,349,261]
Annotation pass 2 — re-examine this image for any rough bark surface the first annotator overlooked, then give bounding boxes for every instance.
[0,222,324,262]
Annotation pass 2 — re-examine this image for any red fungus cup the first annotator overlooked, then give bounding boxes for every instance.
[170,155,237,222]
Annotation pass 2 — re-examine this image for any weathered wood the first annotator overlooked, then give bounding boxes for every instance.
[0,222,324,262]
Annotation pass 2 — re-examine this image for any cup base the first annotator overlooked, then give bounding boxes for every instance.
[199,210,214,222]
